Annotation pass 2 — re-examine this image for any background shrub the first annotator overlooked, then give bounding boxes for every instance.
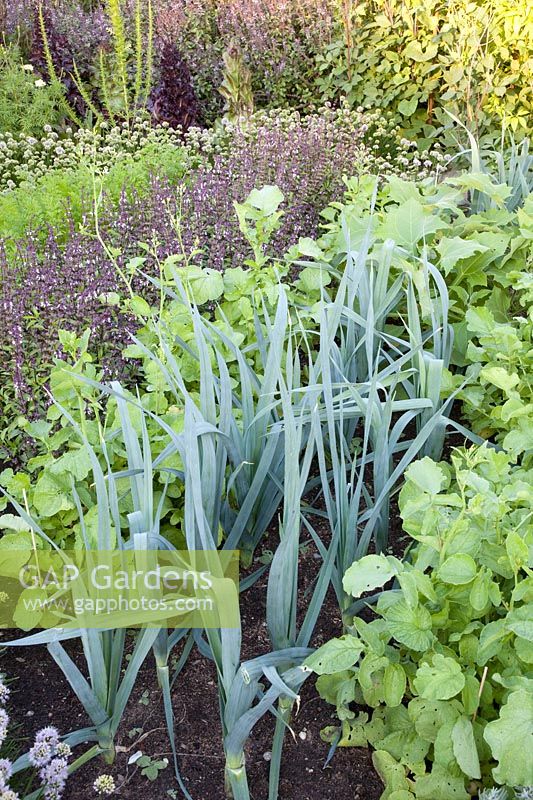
[153,0,533,139]
[315,0,533,144]
[152,0,336,122]
[5,0,531,141]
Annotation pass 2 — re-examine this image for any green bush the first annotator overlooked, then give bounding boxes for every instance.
[454,272,533,463]
[314,0,533,145]
[307,446,533,799]
[0,43,67,136]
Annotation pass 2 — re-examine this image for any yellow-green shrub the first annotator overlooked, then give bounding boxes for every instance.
[316,0,533,143]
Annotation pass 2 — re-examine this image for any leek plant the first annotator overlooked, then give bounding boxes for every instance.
[403,254,454,461]
[314,205,405,411]
[131,284,325,798]
[108,294,316,797]
[138,287,322,797]
[308,305,434,611]
[110,385,193,798]
[447,112,532,212]
[264,337,338,800]
[136,276,306,565]
[401,252,482,461]
[178,401,313,800]
[1,398,162,765]
[301,218,473,613]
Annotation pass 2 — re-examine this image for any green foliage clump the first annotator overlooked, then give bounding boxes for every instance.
[0,127,190,242]
[456,271,533,462]
[0,44,66,136]
[307,446,533,799]
[317,173,531,339]
[315,0,533,145]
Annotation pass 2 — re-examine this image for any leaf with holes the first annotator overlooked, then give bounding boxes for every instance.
[413,655,465,701]
[305,635,365,675]
[343,554,402,599]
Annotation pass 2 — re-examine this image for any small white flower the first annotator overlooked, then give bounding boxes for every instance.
[0,681,10,706]
[22,64,34,72]
[55,742,71,758]
[93,775,116,796]
[34,79,46,89]
[0,790,21,800]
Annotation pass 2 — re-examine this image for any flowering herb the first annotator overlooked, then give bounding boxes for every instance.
[0,116,186,194]
[0,678,70,800]
[0,683,9,708]
[0,711,8,750]
[0,43,65,136]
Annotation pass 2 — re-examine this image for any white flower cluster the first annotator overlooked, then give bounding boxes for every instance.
[93,774,116,796]
[0,115,185,194]
[0,678,9,749]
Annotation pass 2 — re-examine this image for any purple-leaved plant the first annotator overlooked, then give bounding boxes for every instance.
[0,106,444,457]
[148,39,202,130]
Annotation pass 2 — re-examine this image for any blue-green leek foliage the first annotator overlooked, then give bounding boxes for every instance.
[1,397,166,767]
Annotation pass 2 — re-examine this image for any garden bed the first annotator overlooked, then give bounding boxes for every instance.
[0,2,532,800]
